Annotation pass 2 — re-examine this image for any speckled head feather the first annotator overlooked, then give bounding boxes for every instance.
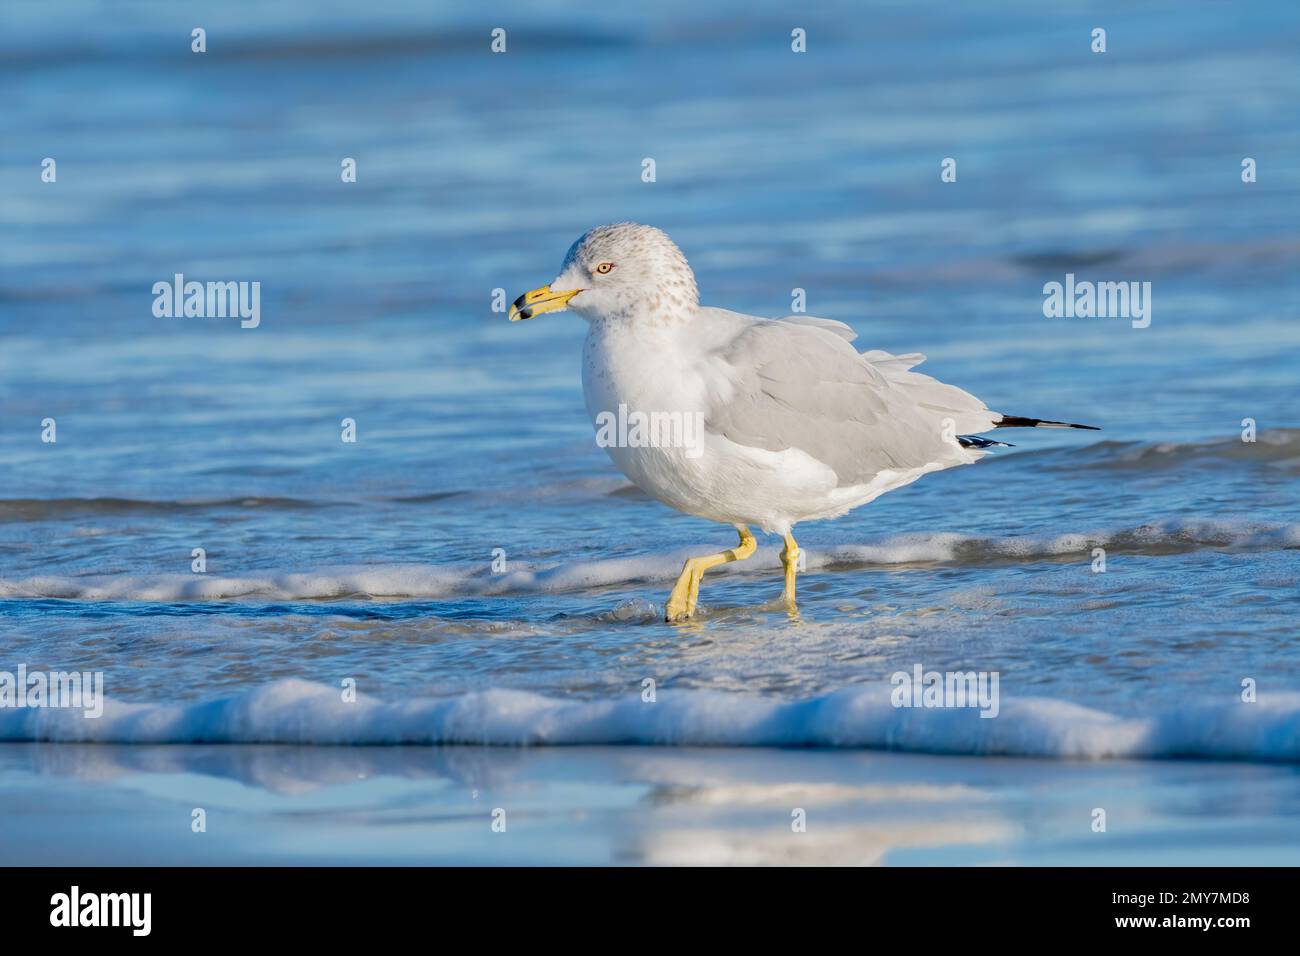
[552,222,699,321]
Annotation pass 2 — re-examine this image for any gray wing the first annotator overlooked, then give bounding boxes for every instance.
[775,314,858,342]
[703,319,999,486]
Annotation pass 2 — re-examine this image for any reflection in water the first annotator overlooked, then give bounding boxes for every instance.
[4,743,1299,865]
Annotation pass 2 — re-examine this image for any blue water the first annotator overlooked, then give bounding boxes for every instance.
[2,0,1299,753]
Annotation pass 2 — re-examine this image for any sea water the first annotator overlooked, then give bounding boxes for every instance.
[1,0,1298,761]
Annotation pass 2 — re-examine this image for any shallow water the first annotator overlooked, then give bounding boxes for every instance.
[1,1,1298,757]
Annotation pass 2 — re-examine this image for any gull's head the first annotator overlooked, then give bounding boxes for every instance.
[509,222,698,323]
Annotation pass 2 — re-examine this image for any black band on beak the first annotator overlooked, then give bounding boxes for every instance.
[512,292,534,320]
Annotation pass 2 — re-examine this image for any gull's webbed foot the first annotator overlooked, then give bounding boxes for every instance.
[665,526,757,622]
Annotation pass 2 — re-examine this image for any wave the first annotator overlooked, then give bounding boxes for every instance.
[1064,429,1300,472]
[1008,235,1300,278]
[0,496,325,522]
[0,477,627,523]
[1,679,1296,762]
[0,23,635,69]
[2,517,1295,602]
[819,517,1300,569]
[2,432,1294,525]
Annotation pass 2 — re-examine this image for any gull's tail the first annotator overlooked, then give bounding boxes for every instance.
[993,414,1099,431]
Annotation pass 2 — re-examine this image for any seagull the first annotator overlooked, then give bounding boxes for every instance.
[509,223,1097,622]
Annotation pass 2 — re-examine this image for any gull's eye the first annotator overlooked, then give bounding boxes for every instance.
[594,262,615,275]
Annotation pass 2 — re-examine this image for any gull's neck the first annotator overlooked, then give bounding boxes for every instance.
[586,298,697,329]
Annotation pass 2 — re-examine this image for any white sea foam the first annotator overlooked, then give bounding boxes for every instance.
[2,517,1295,602]
[1,679,1296,762]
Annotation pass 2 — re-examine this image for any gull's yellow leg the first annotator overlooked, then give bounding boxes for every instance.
[780,532,800,607]
[665,526,757,622]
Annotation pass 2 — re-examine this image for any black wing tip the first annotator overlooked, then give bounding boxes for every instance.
[995,415,1100,431]
[958,435,1015,449]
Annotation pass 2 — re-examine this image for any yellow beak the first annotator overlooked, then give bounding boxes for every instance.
[508,284,581,322]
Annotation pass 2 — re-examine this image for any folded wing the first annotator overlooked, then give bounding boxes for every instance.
[702,318,999,487]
